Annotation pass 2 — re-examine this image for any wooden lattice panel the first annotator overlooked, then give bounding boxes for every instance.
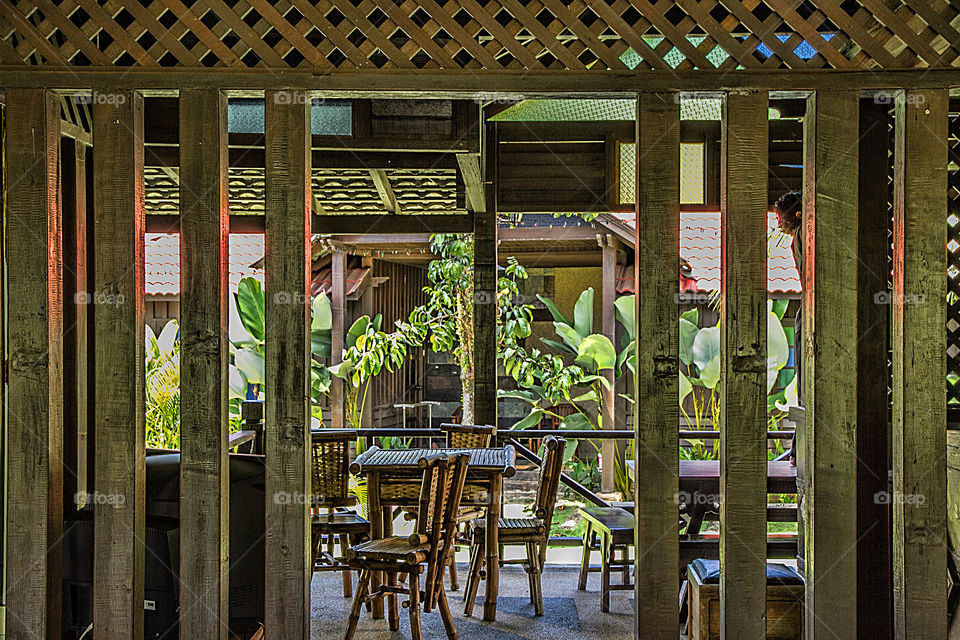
[1,1,958,72]
[144,165,461,215]
[948,110,960,405]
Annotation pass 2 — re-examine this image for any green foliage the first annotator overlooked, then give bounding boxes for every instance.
[145,320,182,449]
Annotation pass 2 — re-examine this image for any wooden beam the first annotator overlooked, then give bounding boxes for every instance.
[263,89,312,640]
[801,90,860,639]
[143,145,461,170]
[634,91,680,640]
[145,213,474,234]
[718,90,769,639]
[5,87,64,640]
[892,88,949,640]
[369,169,401,213]
[456,153,485,213]
[92,89,146,639]
[8,67,960,93]
[61,135,87,518]
[178,88,229,640]
[473,122,498,430]
[600,237,617,493]
[330,249,347,429]
[856,98,893,639]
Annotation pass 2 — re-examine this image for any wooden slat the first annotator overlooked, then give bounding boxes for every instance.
[178,88,230,640]
[330,248,347,428]
[4,87,63,640]
[856,98,893,639]
[264,89,312,640]
[600,238,617,493]
[473,121,498,428]
[892,88,949,640]
[633,91,680,640]
[92,89,146,639]
[718,90,768,639]
[801,89,859,639]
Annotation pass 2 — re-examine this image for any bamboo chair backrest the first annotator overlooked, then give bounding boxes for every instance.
[440,423,496,449]
[533,436,566,524]
[414,451,470,610]
[310,432,355,508]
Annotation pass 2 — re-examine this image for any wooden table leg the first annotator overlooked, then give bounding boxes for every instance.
[483,474,502,621]
[369,473,384,619]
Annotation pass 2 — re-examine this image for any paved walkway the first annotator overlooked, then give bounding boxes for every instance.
[311,564,636,640]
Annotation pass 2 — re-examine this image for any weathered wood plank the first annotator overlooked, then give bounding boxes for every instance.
[718,90,769,640]
[178,88,230,640]
[801,90,860,640]
[634,92,680,640]
[892,88,949,640]
[473,122,498,427]
[330,248,346,428]
[92,88,146,639]
[856,98,893,640]
[600,238,617,493]
[144,213,475,235]
[5,87,64,640]
[264,89,312,640]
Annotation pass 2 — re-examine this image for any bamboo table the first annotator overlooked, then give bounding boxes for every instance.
[350,445,517,621]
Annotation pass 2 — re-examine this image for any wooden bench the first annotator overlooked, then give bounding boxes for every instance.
[577,507,634,612]
[687,559,804,640]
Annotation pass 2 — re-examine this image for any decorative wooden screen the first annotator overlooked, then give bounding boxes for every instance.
[948,107,960,405]
[1,1,959,71]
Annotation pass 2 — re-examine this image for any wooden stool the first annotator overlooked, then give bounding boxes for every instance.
[687,559,804,640]
[577,507,634,612]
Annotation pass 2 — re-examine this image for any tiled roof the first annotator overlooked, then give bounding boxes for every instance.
[609,211,801,294]
[145,233,264,296]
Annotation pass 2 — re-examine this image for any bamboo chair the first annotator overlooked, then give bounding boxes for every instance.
[401,423,496,589]
[462,435,566,617]
[343,452,471,640]
[441,423,495,590]
[311,431,370,598]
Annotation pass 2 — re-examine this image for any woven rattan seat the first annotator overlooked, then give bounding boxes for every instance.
[348,537,432,564]
[468,517,545,536]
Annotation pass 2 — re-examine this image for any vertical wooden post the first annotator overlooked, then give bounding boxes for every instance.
[62,135,88,514]
[5,87,64,640]
[92,88,146,640]
[801,90,860,640]
[264,89,312,640]
[634,92,680,640]
[600,238,617,492]
[473,121,498,426]
[178,88,230,640]
[857,97,893,640]
[718,90,769,639]
[360,255,374,428]
[331,247,346,427]
[892,88,948,640]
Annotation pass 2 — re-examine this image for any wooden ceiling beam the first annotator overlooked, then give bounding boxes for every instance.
[7,67,960,94]
[146,213,474,235]
[142,146,460,169]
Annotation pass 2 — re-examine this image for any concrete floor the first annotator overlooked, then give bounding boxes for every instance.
[310,563,636,640]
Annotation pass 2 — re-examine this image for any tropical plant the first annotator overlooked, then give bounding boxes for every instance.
[145,320,182,449]
[231,277,333,425]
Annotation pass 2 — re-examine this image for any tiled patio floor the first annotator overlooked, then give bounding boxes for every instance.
[311,564,636,640]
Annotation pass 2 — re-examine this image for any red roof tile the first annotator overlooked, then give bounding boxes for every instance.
[145,233,265,296]
[609,211,801,294]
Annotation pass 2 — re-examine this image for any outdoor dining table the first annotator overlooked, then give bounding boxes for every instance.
[625,459,797,535]
[350,445,517,621]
